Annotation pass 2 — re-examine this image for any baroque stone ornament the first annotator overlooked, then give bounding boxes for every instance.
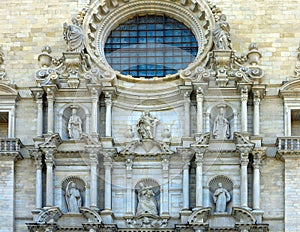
[212,14,231,50]
[136,182,158,216]
[213,183,231,213]
[213,105,230,139]
[65,181,82,213]
[136,111,159,140]
[0,45,7,81]
[63,17,85,53]
[67,106,82,140]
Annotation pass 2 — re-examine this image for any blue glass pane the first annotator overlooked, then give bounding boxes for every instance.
[104,15,198,78]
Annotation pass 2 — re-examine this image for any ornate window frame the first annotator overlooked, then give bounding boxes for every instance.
[83,0,215,79]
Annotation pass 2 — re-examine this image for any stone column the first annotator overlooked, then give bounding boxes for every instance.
[253,152,262,210]
[8,108,15,138]
[104,152,113,210]
[241,87,248,133]
[182,161,190,209]
[195,151,204,208]
[233,112,238,133]
[89,149,99,209]
[238,148,250,208]
[196,87,204,134]
[183,91,191,137]
[253,91,261,136]
[125,156,133,216]
[45,149,55,206]
[161,155,170,216]
[205,113,210,133]
[284,104,291,136]
[91,88,99,135]
[104,92,112,137]
[30,150,43,208]
[36,93,44,137]
[46,88,55,134]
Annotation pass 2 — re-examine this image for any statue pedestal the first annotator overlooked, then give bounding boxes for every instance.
[101,209,113,224]
[252,209,264,223]
[210,213,235,228]
[100,137,114,148]
[180,209,192,224]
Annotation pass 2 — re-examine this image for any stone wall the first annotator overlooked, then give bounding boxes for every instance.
[1,0,300,231]
[0,160,16,232]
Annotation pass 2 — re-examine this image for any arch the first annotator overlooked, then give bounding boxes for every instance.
[134,178,161,189]
[206,102,237,115]
[207,175,234,193]
[58,102,90,116]
[61,176,87,212]
[0,83,18,97]
[61,175,87,191]
[58,103,91,139]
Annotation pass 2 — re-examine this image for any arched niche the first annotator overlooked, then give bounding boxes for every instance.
[61,176,87,213]
[208,103,235,139]
[58,103,90,140]
[134,178,160,216]
[208,175,234,214]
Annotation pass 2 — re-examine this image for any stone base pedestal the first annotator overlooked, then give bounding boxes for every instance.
[252,210,264,223]
[180,209,192,224]
[101,137,114,148]
[181,137,194,147]
[101,209,113,224]
[250,136,263,147]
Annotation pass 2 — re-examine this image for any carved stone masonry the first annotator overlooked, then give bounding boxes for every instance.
[0,45,7,81]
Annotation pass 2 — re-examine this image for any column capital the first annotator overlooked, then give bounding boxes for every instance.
[161,155,170,171]
[45,85,57,99]
[44,148,56,166]
[125,156,133,170]
[30,87,44,101]
[196,87,204,101]
[240,86,248,102]
[29,149,43,170]
[253,148,267,168]
[195,152,204,166]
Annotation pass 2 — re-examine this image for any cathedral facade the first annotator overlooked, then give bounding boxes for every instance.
[1,0,300,231]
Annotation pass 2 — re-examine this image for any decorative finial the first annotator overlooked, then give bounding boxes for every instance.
[38,46,53,68]
[247,42,262,65]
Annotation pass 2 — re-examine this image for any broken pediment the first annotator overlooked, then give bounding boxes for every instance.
[120,139,174,157]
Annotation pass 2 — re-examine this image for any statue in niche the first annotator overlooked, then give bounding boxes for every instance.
[213,106,230,139]
[212,14,232,50]
[136,183,158,216]
[68,107,82,140]
[63,17,85,52]
[65,181,82,213]
[213,183,231,213]
[136,111,159,139]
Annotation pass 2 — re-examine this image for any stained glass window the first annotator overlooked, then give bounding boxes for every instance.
[104,15,198,78]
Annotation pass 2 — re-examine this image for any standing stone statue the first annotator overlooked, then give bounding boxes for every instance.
[212,14,232,50]
[136,183,158,216]
[213,106,230,139]
[213,183,231,213]
[65,181,82,213]
[63,17,85,52]
[136,111,159,139]
[68,107,82,140]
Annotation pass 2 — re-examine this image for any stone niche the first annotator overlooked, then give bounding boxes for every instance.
[210,104,234,140]
[61,176,86,213]
[208,175,234,214]
[58,105,87,140]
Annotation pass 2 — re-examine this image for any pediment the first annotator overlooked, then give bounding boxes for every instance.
[0,83,18,99]
[120,139,174,156]
[279,78,300,98]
